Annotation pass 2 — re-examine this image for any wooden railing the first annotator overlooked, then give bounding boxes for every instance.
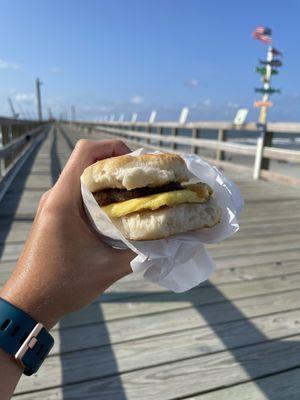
[76,121,300,185]
[0,118,46,175]
[0,118,48,201]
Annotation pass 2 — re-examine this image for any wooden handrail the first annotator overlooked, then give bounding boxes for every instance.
[92,126,255,154]
[263,146,300,163]
[0,126,43,159]
[74,121,300,185]
[0,117,42,127]
[81,120,300,134]
[0,124,48,203]
[92,125,300,163]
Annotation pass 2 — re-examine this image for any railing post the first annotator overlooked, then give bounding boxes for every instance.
[8,124,13,142]
[157,126,162,147]
[136,124,141,142]
[261,130,273,170]
[216,129,227,160]
[131,124,136,141]
[11,125,18,162]
[0,125,4,178]
[123,125,129,139]
[191,128,200,154]
[171,127,178,150]
[253,134,265,180]
[253,128,273,180]
[146,125,151,144]
[2,125,12,169]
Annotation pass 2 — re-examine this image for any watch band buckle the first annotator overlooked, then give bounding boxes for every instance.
[14,322,44,368]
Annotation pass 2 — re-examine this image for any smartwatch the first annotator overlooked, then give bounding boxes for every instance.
[0,298,54,375]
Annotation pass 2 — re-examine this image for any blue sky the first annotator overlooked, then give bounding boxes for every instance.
[0,0,299,121]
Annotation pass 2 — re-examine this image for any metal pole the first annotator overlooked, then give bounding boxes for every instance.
[8,98,18,119]
[71,105,76,122]
[254,46,273,179]
[35,78,43,121]
[258,46,273,127]
[0,126,4,178]
[48,108,53,120]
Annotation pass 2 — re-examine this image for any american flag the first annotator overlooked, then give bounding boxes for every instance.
[252,26,272,44]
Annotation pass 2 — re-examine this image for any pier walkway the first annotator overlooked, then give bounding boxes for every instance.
[1,123,300,399]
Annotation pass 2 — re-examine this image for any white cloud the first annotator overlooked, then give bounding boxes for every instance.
[227,101,239,108]
[186,79,199,88]
[14,93,35,103]
[203,99,211,107]
[0,59,21,70]
[50,66,62,73]
[131,95,143,105]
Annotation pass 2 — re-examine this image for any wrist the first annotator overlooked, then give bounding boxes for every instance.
[0,275,59,330]
[0,296,55,377]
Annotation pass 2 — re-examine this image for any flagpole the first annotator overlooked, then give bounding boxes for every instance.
[254,45,273,180]
[258,46,273,126]
[253,26,283,179]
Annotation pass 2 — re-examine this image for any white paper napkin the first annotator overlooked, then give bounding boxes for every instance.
[81,148,244,292]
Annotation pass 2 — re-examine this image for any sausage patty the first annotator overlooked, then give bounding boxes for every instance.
[93,182,183,207]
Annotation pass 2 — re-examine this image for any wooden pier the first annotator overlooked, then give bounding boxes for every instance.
[1,123,300,399]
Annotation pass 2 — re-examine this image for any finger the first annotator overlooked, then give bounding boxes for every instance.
[54,139,130,200]
[63,139,130,182]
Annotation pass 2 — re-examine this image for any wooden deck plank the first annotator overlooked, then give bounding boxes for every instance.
[1,252,298,290]
[49,289,300,353]
[15,335,300,400]
[0,257,299,297]
[213,248,300,269]
[2,232,300,262]
[194,368,300,400]
[47,273,300,331]
[15,308,300,393]
[0,221,32,244]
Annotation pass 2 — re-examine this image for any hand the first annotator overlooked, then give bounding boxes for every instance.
[0,139,134,329]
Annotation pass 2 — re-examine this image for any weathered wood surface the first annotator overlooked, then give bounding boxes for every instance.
[0,123,299,399]
[191,368,300,400]
[85,119,300,133]
[13,309,300,393]
[93,127,300,186]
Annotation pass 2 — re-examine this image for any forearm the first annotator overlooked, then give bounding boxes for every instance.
[0,348,23,399]
[0,139,133,398]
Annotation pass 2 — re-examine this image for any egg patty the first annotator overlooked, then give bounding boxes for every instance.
[102,185,213,218]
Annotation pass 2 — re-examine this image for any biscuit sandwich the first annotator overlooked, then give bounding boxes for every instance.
[81,153,221,240]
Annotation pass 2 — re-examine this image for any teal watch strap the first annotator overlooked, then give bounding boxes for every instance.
[0,298,54,376]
